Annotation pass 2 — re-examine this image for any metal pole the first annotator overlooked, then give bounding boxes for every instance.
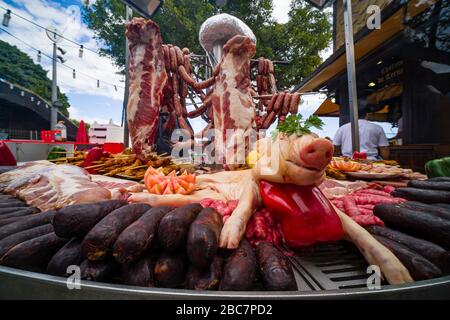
[51,42,58,130]
[343,0,360,152]
[122,5,132,148]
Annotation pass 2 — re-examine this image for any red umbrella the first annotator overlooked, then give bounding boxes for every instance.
[76,120,88,143]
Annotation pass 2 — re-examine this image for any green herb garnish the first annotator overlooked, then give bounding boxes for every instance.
[271,114,324,140]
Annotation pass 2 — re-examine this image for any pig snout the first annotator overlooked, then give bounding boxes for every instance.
[300,138,333,170]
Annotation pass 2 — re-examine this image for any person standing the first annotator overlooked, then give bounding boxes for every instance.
[333,109,390,160]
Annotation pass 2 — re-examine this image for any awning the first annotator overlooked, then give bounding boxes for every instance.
[313,98,340,117]
[294,0,436,94]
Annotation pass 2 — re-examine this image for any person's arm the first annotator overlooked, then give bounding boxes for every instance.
[378,127,390,159]
[333,129,342,157]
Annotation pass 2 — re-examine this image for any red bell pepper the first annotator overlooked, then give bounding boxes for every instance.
[0,141,17,166]
[82,147,106,173]
[352,151,367,160]
[259,180,344,248]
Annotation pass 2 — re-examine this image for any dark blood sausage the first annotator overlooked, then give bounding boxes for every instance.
[408,180,450,191]
[392,188,450,204]
[46,238,83,276]
[0,195,15,201]
[0,209,35,220]
[366,225,450,273]
[0,201,27,208]
[82,203,151,261]
[154,251,187,288]
[428,177,450,182]
[399,201,450,220]
[0,215,28,227]
[187,207,223,268]
[113,206,173,264]
[122,255,155,287]
[0,224,53,258]
[0,210,55,240]
[373,204,450,249]
[53,200,128,238]
[80,258,119,282]
[255,242,297,291]
[372,235,442,281]
[186,255,223,290]
[0,232,68,272]
[0,207,38,215]
[435,203,450,210]
[158,203,203,251]
[219,239,258,291]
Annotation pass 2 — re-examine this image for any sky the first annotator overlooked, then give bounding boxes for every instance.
[0,0,397,139]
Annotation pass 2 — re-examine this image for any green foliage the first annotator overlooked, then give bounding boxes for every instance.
[82,0,331,89]
[272,114,324,139]
[0,39,70,116]
[70,119,90,131]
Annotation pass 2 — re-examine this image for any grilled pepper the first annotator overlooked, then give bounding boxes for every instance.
[82,147,106,173]
[259,180,344,248]
[425,157,450,178]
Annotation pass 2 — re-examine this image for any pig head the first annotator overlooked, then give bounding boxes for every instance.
[220,133,334,248]
[251,133,334,186]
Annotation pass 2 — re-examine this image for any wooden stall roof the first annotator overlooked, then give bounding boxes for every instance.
[314,98,340,116]
[293,0,437,94]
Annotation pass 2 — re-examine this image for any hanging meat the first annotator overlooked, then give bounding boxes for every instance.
[126,18,168,160]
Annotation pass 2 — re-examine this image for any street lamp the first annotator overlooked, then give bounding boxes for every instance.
[46,26,65,130]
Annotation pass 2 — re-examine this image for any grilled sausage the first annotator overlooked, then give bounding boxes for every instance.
[113,206,174,264]
[0,232,68,272]
[158,203,203,251]
[256,242,297,291]
[82,204,151,261]
[187,208,223,268]
[53,200,127,238]
[219,239,258,291]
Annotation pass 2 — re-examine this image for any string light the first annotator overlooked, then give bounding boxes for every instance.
[79,45,84,58]
[37,50,41,62]
[0,6,101,55]
[0,27,124,91]
[114,85,117,92]
[2,9,10,27]
[72,69,76,79]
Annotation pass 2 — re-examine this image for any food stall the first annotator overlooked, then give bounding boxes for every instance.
[0,3,449,300]
[295,0,450,173]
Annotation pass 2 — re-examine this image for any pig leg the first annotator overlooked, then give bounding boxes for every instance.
[128,189,226,207]
[219,179,261,249]
[335,209,413,285]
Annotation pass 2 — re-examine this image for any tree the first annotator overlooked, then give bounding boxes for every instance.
[0,40,70,116]
[82,0,331,89]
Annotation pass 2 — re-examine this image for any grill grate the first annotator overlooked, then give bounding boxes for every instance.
[286,242,387,291]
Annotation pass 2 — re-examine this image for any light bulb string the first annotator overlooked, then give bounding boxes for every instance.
[0,27,124,90]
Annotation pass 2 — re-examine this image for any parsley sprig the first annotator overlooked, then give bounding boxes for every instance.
[271,114,324,139]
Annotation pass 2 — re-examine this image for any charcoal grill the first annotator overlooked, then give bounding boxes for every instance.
[1,241,449,299]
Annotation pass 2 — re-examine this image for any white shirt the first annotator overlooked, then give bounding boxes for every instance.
[333,119,389,159]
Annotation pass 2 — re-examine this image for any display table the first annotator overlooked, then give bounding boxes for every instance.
[388,144,450,173]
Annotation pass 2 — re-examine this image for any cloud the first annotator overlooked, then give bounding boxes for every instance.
[272,0,291,24]
[0,0,125,101]
[69,105,119,125]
